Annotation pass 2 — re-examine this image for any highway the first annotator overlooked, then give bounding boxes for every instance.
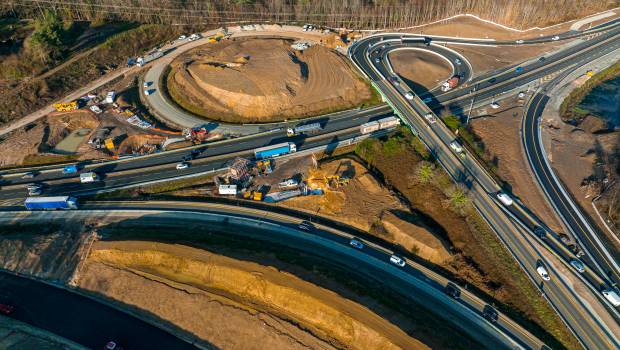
[349,26,620,349]
[0,201,549,349]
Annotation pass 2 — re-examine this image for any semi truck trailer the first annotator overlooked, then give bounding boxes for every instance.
[360,116,400,134]
[287,122,323,136]
[441,75,460,92]
[136,51,163,67]
[24,196,78,210]
[254,143,297,159]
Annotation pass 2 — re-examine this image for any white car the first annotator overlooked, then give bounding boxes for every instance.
[424,113,436,124]
[497,192,513,206]
[454,58,461,65]
[536,265,550,281]
[188,33,201,41]
[178,35,187,40]
[144,89,153,96]
[518,91,525,98]
[389,255,406,267]
[143,81,151,88]
[602,289,620,307]
[552,35,560,41]
[515,40,524,44]
[89,105,102,114]
[404,92,414,100]
[490,102,500,109]
[176,162,189,170]
[450,141,463,153]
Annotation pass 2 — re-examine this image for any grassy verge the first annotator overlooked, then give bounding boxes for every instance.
[353,128,580,350]
[21,154,79,166]
[91,173,218,200]
[559,59,620,123]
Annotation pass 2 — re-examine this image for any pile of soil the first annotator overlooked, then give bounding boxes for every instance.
[389,50,452,92]
[167,38,372,123]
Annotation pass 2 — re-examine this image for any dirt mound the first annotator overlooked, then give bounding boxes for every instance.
[389,50,452,92]
[79,241,427,350]
[167,38,372,123]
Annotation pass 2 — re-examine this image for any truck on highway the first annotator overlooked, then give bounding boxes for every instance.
[360,117,400,134]
[80,172,99,183]
[603,289,620,307]
[254,142,297,159]
[24,196,78,210]
[287,122,323,136]
[441,75,460,92]
[136,50,163,67]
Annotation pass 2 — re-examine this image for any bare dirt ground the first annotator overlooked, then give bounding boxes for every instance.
[388,50,452,92]
[0,316,86,350]
[469,96,563,232]
[281,158,452,264]
[402,12,619,40]
[167,37,372,123]
[78,240,429,350]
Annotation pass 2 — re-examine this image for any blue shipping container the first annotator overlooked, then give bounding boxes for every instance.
[63,165,78,174]
[254,142,296,159]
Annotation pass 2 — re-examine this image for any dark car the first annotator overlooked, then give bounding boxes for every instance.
[191,149,201,156]
[0,303,14,315]
[533,226,546,240]
[445,282,461,299]
[182,154,193,161]
[482,305,499,322]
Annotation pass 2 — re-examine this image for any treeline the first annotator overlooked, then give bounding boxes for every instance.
[2,0,617,30]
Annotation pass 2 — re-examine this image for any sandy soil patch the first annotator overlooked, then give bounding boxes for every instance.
[282,158,451,263]
[167,37,372,123]
[469,97,563,232]
[389,50,452,92]
[78,241,428,350]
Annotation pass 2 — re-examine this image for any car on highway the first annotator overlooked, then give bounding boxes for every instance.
[450,140,463,154]
[389,76,400,85]
[496,192,513,206]
[176,162,189,170]
[0,303,14,315]
[552,35,560,41]
[191,149,201,157]
[602,289,620,307]
[349,238,364,250]
[570,259,585,273]
[298,220,315,231]
[424,113,436,124]
[444,282,461,299]
[104,341,124,350]
[63,165,78,174]
[389,254,406,267]
[143,81,152,88]
[515,39,524,44]
[533,226,546,239]
[144,89,154,96]
[490,102,500,109]
[27,183,43,196]
[539,56,546,62]
[536,262,551,281]
[515,67,524,73]
[21,172,36,179]
[518,91,526,98]
[422,97,432,104]
[454,58,461,65]
[404,92,414,100]
[482,305,498,322]
[374,57,381,63]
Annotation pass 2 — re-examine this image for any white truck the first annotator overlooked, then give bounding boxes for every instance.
[80,172,98,183]
[136,51,163,67]
[105,91,116,104]
[603,289,620,307]
[287,122,322,136]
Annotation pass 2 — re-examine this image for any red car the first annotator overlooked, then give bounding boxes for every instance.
[0,304,14,315]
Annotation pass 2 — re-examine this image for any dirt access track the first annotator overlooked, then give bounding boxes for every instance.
[167,37,372,123]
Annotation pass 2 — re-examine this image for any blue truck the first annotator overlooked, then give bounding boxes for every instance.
[254,142,297,160]
[24,196,78,210]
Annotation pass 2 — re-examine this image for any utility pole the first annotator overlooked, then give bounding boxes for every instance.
[466,84,477,125]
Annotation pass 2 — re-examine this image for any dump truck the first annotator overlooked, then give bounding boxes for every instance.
[53,101,78,112]
[136,51,163,67]
[80,172,98,183]
[441,75,460,92]
[254,142,297,159]
[104,138,115,151]
[24,196,78,210]
[287,122,323,136]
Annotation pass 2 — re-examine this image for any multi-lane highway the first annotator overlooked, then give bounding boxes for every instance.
[0,201,550,349]
[349,26,620,350]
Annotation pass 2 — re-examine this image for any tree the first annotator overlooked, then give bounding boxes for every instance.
[29,10,66,62]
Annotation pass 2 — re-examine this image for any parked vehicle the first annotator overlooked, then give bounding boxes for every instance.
[254,142,297,160]
[287,122,322,136]
[536,263,550,281]
[178,35,187,40]
[144,89,154,96]
[444,282,461,299]
[24,196,78,210]
[349,238,364,250]
[176,162,189,170]
[389,255,406,267]
[89,105,102,114]
[552,35,560,41]
[53,101,78,112]
[105,91,116,104]
[490,102,500,109]
[136,51,163,67]
[80,172,98,183]
[63,165,78,174]
[404,92,414,100]
[570,259,585,273]
[143,81,152,88]
[188,33,201,41]
[602,289,620,307]
[515,40,524,44]
[518,91,525,98]
[497,192,513,206]
[441,75,460,92]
